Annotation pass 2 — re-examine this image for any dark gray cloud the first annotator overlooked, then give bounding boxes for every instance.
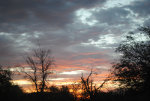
[126,0,150,17]
[0,0,150,67]
[0,34,15,57]
[0,0,106,32]
[144,18,150,26]
[0,34,20,64]
[0,0,107,64]
[95,7,131,25]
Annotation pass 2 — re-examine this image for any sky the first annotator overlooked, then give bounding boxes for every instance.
[0,0,150,91]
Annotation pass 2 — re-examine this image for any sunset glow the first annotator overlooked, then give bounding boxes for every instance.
[0,0,150,99]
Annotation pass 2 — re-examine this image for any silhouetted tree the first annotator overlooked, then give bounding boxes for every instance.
[81,69,110,100]
[0,65,11,86]
[112,26,150,93]
[47,85,74,101]
[71,82,80,101]
[23,47,55,93]
[0,65,12,94]
[59,86,74,101]
[49,85,60,93]
[0,65,23,101]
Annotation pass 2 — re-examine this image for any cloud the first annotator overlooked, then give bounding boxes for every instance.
[0,0,150,87]
[0,0,108,65]
[0,0,106,32]
[60,70,86,75]
[0,0,147,66]
[144,18,150,26]
[92,7,130,25]
[126,0,150,17]
[0,33,20,64]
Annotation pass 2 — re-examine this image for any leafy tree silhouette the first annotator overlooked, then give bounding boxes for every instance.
[0,65,23,101]
[26,85,74,101]
[49,85,60,93]
[112,26,150,95]
[71,82,80,101]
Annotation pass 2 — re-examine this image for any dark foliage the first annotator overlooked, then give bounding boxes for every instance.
[112,26,150,94]
[0,65,23,101]
[23,86,74,101]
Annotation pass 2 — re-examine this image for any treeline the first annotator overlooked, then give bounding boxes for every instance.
[0,65,148,101]
[1,26,150,101]
[0,67,148,101]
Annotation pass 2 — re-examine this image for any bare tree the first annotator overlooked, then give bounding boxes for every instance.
[81,69,97,100]
[81,69,111,100]
[23,48,55,92]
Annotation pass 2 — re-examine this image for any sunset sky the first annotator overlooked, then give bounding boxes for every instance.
[0,0,150,92]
